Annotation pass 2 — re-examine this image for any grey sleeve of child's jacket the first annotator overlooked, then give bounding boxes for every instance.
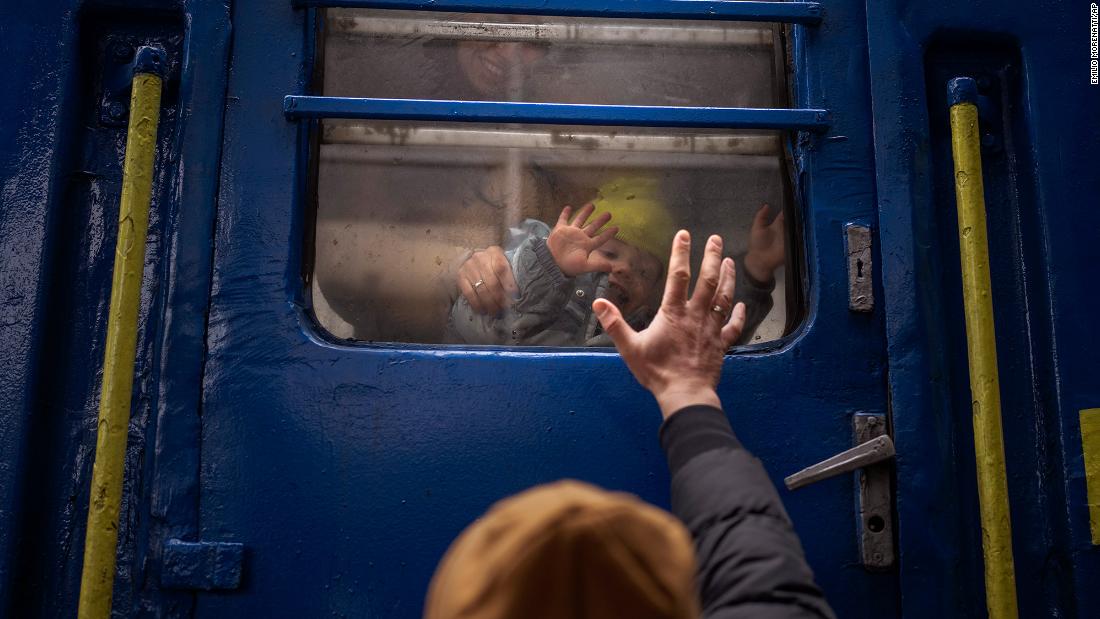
[445,294,511,345]
[733,255,776,344]
[445,227,574,345]
[510,237,574,318]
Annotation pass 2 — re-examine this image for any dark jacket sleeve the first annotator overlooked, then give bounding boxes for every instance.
[659,406,835,619]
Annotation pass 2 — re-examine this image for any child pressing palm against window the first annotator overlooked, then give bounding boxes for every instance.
[446,177,675,347]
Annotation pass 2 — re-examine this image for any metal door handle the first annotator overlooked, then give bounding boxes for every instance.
[784,414,896,568]
[784,434,895,490]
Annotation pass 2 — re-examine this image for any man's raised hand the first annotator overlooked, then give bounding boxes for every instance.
[593,231,746,419]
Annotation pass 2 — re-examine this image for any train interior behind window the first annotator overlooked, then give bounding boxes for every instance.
[308,9,800,347]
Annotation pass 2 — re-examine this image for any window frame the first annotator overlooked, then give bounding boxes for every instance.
[298,3,821,352]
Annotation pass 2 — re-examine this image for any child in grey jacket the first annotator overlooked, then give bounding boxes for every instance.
[445,177,778,347]
[442,177,778,347]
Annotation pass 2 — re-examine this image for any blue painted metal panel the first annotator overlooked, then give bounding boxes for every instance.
[284,95,832,130]
[0,1,231,616]
[138,2,233,615]
[2,9,190,616]
[161,540,245,590]
[294,0,824,24]
[866,0,1100,617]
[0,4,82,609]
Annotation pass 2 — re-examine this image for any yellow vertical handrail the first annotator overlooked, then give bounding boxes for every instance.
[77,46,166,619]
[947,76,1019,619]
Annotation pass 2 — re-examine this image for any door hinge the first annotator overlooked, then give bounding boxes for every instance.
[161,539,245,590]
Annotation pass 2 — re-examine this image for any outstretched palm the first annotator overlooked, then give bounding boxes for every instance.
[592,231,747,419]
[547,204,619,277]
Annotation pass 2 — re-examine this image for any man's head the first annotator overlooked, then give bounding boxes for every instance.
[424,480,699,619]
[590,177,676,318]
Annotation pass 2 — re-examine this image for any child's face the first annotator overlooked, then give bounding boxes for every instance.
[596,238,665,317]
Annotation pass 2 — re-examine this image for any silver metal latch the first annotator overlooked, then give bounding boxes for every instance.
[846,224,873,312]
[784,413,895,569]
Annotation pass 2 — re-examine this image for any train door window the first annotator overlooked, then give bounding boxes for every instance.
[310,9,801,346]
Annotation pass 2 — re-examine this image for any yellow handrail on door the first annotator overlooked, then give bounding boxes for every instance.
[77,46,166,619]
[947,76,1019,619]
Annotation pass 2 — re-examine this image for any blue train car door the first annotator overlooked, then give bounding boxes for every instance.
[189,1,906,617]
[4,0,1099,617]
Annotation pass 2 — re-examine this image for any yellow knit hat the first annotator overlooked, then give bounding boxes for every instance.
[591,176,677,264]
[424,480,699,619]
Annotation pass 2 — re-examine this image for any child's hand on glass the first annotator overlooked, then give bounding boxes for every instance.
[744,204,785,282]
[547,204,620,277]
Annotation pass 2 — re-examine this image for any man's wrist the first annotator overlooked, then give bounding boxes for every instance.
[653,386,721,420]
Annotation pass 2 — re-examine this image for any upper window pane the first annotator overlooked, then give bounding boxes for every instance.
[323,9,785,107]
[312,10,799,348]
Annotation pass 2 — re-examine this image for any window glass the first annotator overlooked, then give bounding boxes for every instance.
[324,9,785,107]
[312,11,798,347]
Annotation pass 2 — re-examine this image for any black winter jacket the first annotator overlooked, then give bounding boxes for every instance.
[660,405,836,619]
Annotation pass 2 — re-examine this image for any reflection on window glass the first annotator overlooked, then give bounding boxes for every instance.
[324,9,784,106]
[312,10,798,347]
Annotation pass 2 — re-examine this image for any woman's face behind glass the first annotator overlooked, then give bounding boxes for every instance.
[456,40,549,98]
